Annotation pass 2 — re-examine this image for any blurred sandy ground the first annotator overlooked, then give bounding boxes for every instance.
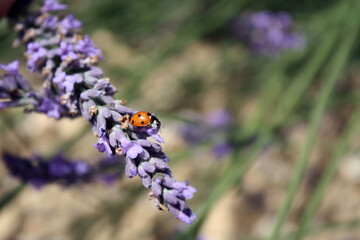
[1,29,360,240]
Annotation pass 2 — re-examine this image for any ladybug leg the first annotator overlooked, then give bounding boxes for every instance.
[151,116,161,129]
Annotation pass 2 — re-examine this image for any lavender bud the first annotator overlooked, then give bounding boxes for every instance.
[140,162,156,173]
[101,107,112,118]
[150,158,169,171]
[125,157,137,178]
[152,178,162,197]
[141,175,152,188]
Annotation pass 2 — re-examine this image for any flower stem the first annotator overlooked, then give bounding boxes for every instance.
[0,183,25,213]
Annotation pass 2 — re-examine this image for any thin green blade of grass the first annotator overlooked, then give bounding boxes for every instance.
[178,4,349,240]
[294,100,360,240]
[270,1,350,130]
[242,69,286,139]
[295,29,360,240]
[0,184,25,213]
[268,2,359,239]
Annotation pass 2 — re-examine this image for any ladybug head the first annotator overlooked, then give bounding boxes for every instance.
[151,115,161,129]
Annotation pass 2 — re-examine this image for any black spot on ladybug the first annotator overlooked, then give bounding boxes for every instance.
[138,114,141,117]
[147,112,151,116]
[141,121,144,124]
[132,120,134,124]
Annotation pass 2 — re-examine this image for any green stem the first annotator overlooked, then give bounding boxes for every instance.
[269,2,359,239]
[0,184,25,214]
[295,100,360,240]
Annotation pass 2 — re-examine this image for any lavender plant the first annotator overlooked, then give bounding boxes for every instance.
[0,0,197,224]
[231,11,305,57]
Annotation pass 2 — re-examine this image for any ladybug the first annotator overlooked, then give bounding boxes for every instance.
[130,111,161,128]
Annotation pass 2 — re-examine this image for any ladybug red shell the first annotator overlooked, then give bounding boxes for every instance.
[130,111,161,128]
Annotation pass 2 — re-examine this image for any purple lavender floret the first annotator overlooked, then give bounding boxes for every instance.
[26,42,47,72]
[1,0,196,224]
[212,142,233,158]
[231,11,306,57]
[0,61,30,96]
[41,0,67,13]
[60,14,82,30]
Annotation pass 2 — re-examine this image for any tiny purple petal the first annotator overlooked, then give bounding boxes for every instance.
[141,162,156,173]
[152,179,162,197]
[127,144,143,159]
[60,14,82,30]
[0,61,19,76]
[41,0,67,12]
[125,157,137,178]
[150,158,169,171]
[101,107,112,118]
[93,135,113,156]
[164,191,178,205]
[141,175,152,188]
[152,134,164,143]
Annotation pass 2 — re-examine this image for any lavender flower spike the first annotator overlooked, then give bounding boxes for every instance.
[2,0,196,224]
[3,152,92,188]
[2,152,124,188]
[232,11,306,57]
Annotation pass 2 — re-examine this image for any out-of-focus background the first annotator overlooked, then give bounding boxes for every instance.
[2,0,360,240]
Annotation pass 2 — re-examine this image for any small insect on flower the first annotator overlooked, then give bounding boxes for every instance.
[130,111,161,128]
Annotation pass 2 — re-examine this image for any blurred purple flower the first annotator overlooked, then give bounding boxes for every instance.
[213,142,233,158]
[205,109,232,129]
[3,152,124,188]
[0,60,20,76]
[60,14,82,32]
[232,11,306,57]
[41,0,67,12]
[179,109,233,159]
[3,152,89,188]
